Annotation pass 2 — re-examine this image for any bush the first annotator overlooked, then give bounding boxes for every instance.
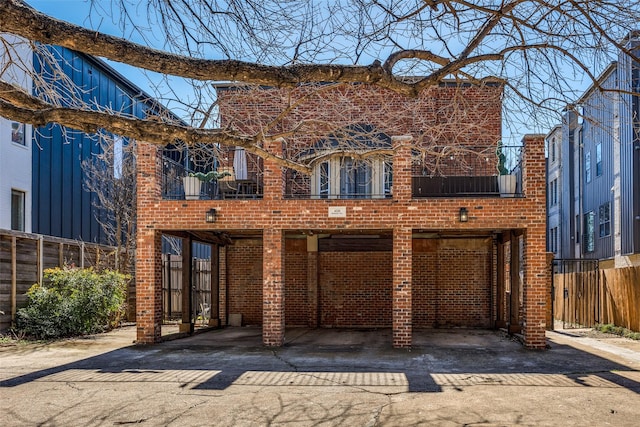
[595,323,640,340]
[16,267,129,339]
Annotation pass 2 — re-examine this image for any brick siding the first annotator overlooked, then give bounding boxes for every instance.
[318,251,393,327]
[135,86,549,349]
[226,239,263,325]
[413,238,492,328]
[224,237,493,333]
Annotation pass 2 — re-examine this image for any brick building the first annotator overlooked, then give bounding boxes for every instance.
[136,82,549,349]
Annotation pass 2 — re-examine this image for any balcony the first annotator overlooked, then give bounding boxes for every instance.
[162,146,263,200]
[160,144,523,200]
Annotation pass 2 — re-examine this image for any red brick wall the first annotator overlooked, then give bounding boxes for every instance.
[226,239,263,325]
[226,237,492,329]
[437,244,492,327]
[413,250,438,327]
[217,83,501,146]
[284,239,309,326]
[135,98,548,348]
[413,238,492,328]
[217,83,503,182]
[318,251,393,327]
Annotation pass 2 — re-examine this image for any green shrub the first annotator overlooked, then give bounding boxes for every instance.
[16,267,128,339]
[595,323,640,340]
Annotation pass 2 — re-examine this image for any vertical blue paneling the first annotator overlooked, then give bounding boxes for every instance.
[32,45,161,244]
[49,122,63,238]
[71,53,84,242]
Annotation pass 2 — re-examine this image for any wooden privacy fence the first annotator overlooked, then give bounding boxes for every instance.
[552,259,599,328]
[162,254,212,323]
[553,262,640,331]
[0,229,118,331]
[600,266,640,332]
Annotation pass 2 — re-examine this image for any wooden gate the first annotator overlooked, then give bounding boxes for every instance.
[552,259,599,328]
[162,254,212,324]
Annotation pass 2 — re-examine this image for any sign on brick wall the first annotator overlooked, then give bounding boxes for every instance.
[328,206,347,218]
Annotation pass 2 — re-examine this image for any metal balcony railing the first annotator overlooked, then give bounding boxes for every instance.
[161,145,523,200]
[412,145,523,198]
[161,147,263,200]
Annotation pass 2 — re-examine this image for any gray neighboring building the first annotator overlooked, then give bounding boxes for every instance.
[548,32,640,266]
[546,124,562,256]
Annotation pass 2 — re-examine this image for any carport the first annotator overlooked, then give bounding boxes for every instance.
[159,229,528,343]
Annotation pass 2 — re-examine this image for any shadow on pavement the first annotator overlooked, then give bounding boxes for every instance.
[2,327,640,395]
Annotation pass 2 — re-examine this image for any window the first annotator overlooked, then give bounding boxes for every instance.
[585,151,591,183]
[11,190,25,231]
[596,143,602,177]
[312,156,391,199]
[340,157,372,197]
[11,122,25,145]
[584,211,595,252]
[549,179,558,206]
[551,141,556,163]
[113,136,124,179]
[599,202,611,237]
[549,227,558,253]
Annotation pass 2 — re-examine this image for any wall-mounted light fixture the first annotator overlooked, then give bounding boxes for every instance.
[205,208,217,223]
[459,207,469,223]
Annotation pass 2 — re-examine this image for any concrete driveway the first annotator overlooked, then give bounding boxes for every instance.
[2,326,640,426]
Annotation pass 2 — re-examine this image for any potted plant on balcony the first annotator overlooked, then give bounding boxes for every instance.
[496,142,516,197]
[182,170,232,200]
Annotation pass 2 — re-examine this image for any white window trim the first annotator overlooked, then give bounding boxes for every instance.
[311,155,387,199]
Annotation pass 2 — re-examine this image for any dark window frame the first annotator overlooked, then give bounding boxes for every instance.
[584,211,595,253]
[599,202,611,238]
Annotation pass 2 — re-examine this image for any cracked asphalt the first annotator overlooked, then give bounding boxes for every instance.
[2,326,640,426]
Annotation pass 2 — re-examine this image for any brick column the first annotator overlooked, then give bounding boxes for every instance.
[522,134,548,349]
[393,227,412,348]
[522,227,547,348]
[392,136,413,201]
[136,229,162,343]
[263,228,285,346]
[135,142,163,343]
[263,138,285,201]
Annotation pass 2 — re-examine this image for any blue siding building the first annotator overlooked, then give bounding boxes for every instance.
[31,46,162,244]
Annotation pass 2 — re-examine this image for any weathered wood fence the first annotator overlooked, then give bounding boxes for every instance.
[0,229,119,331]
[600,267,640,331]
[553,264,640,331]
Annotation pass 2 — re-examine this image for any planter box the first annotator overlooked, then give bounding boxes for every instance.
[497,174,516,197]
[182,176,202,200]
